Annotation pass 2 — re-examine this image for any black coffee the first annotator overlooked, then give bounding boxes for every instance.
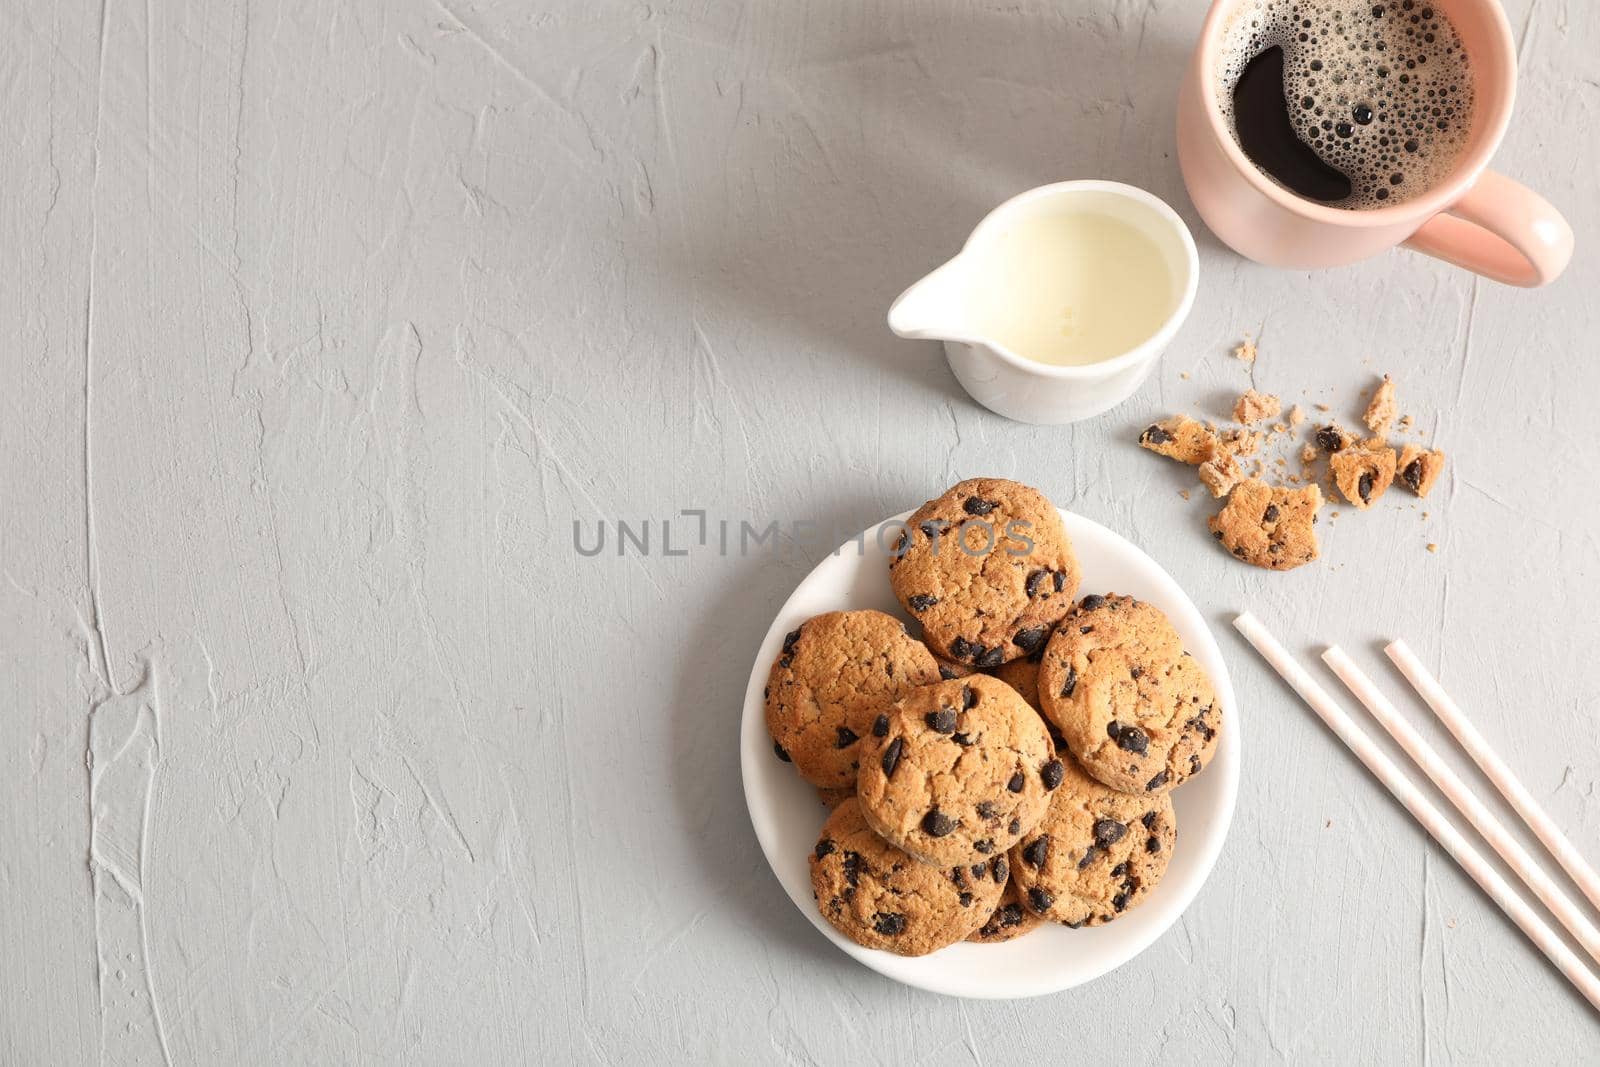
[1217,0,1474,208]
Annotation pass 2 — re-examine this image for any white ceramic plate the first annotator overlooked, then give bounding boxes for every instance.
[740,508,1239,999]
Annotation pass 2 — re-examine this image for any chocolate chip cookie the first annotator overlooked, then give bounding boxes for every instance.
[1010,757,1176,927]
[1208,479,1323,571]
[1037,595,1221,795]
[890,479,1080,668]
[810,798,1005,956]
[966,876,1042,944]
[857,675,1057,867]
[765,610,943,788]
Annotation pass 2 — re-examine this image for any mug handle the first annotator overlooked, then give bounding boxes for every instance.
[1403,170,1573,287]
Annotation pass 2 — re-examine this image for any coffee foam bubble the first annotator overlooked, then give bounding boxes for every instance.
[1216,0,1473,208]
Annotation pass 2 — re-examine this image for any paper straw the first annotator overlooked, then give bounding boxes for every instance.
[1233,613,1600,1014]
[1386,638,1600,917]
[1324,645,1600,966]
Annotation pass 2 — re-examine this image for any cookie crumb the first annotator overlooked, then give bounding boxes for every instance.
[1178,489,1191,501]
[1233,389,1282,425]
[1364,375,1398,435]
[1300,443,1319,465]
[1234,337,1257,363]
[1198,452,1246,499]
[1288,404,1306,427]
[1314,403,1330,413]
[1426,542,1438,553]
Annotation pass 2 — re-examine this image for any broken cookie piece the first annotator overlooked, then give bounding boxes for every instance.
[1232,389,1282,426]
[1396,445,1446,498]
[1208,479,1322,571]
[1218,428,1262,457]
[1330,447,1398,509]
[1364,375,1398,435]
[1138,415,1218,465]
[1313,423,1356,454]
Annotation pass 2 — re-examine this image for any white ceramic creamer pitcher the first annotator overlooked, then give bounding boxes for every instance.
[888,181,1199,425]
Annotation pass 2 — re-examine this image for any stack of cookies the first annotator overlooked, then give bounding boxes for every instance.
[764,478,1225,956]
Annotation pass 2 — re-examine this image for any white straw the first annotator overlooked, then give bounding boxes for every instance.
[1386,638,1600,917]
[1323,646,1600,966]
[1233,613,1600,1014]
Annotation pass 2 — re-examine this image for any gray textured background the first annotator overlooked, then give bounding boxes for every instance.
[2,0,1597,1063]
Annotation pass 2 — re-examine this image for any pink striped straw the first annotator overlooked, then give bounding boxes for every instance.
[1385,639,1600,917]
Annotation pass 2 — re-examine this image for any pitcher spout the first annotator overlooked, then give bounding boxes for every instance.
[887,256,973,341]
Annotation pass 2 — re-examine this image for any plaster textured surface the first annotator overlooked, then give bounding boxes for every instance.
[1,0,1597,1063]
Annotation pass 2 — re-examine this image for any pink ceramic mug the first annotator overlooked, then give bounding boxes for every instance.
[1178,0,1573,287]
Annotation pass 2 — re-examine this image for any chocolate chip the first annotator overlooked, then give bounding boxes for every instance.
[938,665,960,680]
[1107,721,1149,755]
[957,892,973,908]
[990,856,1008,883]
[782,628,802,653]
[1093,818,1127,847]
[1142,424,1173,445]
[873,912,906,935]
[1190,754,1202,774]
[1358,471,1375,502]
[970,863,986,879]
[926,708,957,733]
[1079,625,1093,634]
[1008,817,1021,835]
[1112,891,1131,912]
[1316,425,1345,452]
[1077,847,1099,870]
[1027,887,1054,912]
[962,686,978,710]
[1040,759,1065,790]
[1013,627,1047,653]
[920,520,941,541]
[1402,459,1423,491]
[1187,714,1215,742]
[891,533,908,558]
[991,903,1024,929]
[1060,666,1078,697]
[1146,836,1161,854]
[881,737,904,777]
[976,646,1004,669]
[835,726,858,748]
[1146,769,1169,791]
[973,839,994,854]
[1111,862,1128,877]
[1007,771,1025,793]
[1263,504,1280,523]
[963,496,998,516]
[952,731,973,746]
[976,801,997,819]
[1021,836,1050,867]
[1025,570,1047,597]
[950,636,977,661]
[773,741,792,762]
[815,839,835,859]
[778,655,793,668]
[1054,572,1068,592]
[872,714,889,738]
[1141,811,1158,829]
[907,594,938,612]
[922,809,956,837]
[843,852,862,887]
[1080,594,1106,611]
[1129,666,1142,680]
